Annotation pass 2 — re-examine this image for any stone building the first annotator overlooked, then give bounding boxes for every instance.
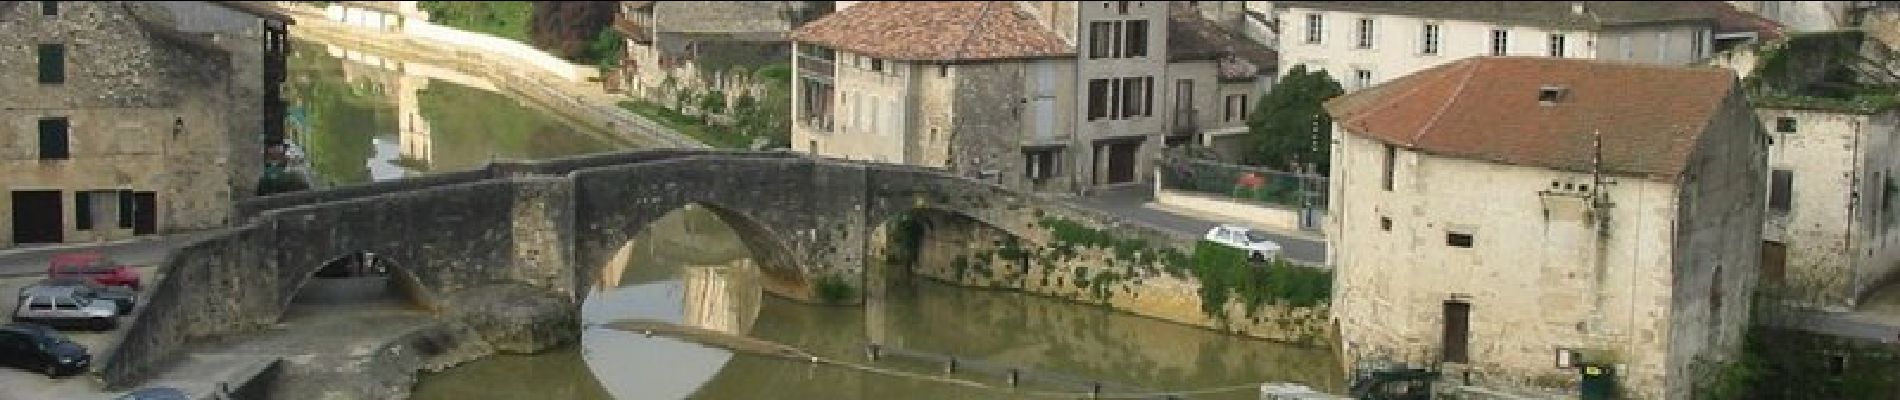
[1324,57,1766,399]
[1758,105,1900,311]
[1273,1,1768,91]
[0,1,289,248]
[612,1,824,116]
[790,1,1271,195]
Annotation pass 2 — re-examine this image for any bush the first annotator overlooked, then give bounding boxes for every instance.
[1190,240,1332,317]
[814,274,856,305]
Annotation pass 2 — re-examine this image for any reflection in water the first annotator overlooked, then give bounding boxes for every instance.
[412,208,1343,399]
[285,38,620,184]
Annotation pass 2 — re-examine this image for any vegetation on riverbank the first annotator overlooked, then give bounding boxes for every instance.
[617,99,751,148]
[418,1,533,42]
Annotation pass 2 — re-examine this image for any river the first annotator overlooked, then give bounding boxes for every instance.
[285,38,1343,399]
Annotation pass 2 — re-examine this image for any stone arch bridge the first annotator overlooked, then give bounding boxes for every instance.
[98,149,1194,387]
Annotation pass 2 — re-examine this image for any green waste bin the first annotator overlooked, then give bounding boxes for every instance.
[1579,363,1617,400]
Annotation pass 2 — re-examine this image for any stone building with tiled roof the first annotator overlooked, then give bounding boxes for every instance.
[790,1,1277,195]
[612,1,825,119]
[1323,57,1767,399]
[0,1,291,248]
[1275,1,1751,92]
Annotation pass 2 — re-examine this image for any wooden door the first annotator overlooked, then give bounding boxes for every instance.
[1442,301,1471,363]
[133,192,157,235]
[10,191,63,244]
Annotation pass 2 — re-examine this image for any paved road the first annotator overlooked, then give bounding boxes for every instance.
[0,232,217,278]
[1065,185,1329,264]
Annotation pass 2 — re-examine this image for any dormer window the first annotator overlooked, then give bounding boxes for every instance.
[1538,85,1567,104]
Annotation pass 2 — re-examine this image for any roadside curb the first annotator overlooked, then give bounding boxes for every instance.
[1140,202,1330,242]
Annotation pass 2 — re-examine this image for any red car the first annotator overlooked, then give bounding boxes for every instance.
[46,253,141,291]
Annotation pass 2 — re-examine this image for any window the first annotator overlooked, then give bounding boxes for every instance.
[1225,94,1249,122]
[38,44,64,84]
[1548,34,1567,57]
[1447,232,1474,248]
[1539,86,1566,103]
[1354,69,1373,90]
[42,1,57,16]
[1710,265,1724,319]
[870,58,884,72]
[1090,77,1151,121]
[1125,20,1149,57]
[1355,18,1375,49]
[938,64,949,78]
[1422,23,1441,54]
[1621,36,1633,59]
[1770,169,1793,212]
[1379,216,1392,231]
[1490,29,1509,56]
[1305,14,1324,44]
[1775,117,1797,133]
[1089,21,1115,58]
[38,117,68,160]
[1025,149,1061,180]
[1088,79,1110,120]
[1656,32,1669,60]
[118,189,134,228]
[75,191,92,230]
[1693,29,1708,58]
[1117,0,1130,14]
[1381,144,1396,191]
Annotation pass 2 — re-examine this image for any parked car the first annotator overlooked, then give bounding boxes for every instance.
[1203,225,1283,262]
[18,277,137,316]
[0,322,92,377]
[13,286,120,331]
[48,252,142,291]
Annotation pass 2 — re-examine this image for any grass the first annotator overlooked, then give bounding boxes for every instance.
[418,1,533,42]
[617,99,751,149]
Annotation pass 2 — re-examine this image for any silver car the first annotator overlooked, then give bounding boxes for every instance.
[13,287,119,331]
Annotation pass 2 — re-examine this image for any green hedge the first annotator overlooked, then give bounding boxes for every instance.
[1191,240,1331,317]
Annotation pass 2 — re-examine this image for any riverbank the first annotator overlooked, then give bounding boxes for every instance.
[273,3,707,150]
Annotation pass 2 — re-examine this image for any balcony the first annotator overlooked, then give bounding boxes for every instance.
[797,56,834,83]
[1172,109,1199,135]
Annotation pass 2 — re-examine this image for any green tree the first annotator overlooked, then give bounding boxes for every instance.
[699,90,727,122]
[1246,65,1344,174]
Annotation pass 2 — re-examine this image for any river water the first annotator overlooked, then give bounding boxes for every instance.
[286,38,1342,399]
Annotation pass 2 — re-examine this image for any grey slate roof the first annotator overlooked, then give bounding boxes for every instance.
[653,1,794,36]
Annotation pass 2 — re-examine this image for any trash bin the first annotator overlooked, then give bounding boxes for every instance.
[1579,363,1617,400]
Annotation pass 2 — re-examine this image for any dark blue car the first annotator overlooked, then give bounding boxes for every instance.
[0,322,91,377]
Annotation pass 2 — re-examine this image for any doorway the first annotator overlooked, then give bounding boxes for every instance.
[10,191,63,244]
[132,192,157,235]
[1097,140,1141,185]
[1441,300,1471,363]
[1761,241,1787,286]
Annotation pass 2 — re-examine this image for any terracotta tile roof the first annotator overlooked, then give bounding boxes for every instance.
[1167,3,1276,79]
[1276,1,1722,30]
[1324,57,1741,180]
[791,1,1073,62]
[1695,1,1786,41]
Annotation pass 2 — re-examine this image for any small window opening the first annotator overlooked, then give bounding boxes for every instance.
[1380,217,1392,231]
[1447,232,1474,248]
[1775,117,1797,133]
[1827,355,1849,376]
[1579,185,1589,192]
[43,1,58,16]
[1564,183,1575,190]
[1538,85,1566,104]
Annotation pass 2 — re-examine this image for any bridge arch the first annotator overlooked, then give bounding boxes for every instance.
[587,201,802,298]
[279,251,437,321]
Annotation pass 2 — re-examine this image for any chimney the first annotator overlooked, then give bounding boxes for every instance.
[1571,2,1587,15]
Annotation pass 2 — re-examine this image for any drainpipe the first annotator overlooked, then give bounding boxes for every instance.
[1848,117,1864,306]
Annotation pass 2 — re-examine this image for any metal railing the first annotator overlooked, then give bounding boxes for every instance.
[1158,152,1328,211]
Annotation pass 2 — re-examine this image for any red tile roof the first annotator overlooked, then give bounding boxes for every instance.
[791,1,1073,62]
[1324,57,1741,180]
